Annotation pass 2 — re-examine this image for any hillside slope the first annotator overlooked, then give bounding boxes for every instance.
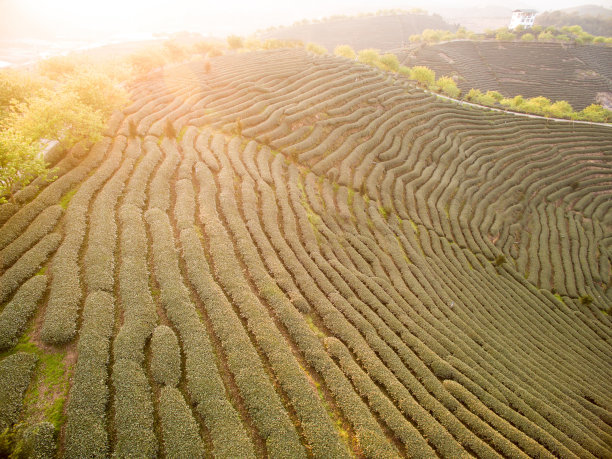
[0,49,611,458]
[401,41,612,110]
[258,13,456,52]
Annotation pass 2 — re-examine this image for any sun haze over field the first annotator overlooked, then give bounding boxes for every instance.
[1,0,609,39]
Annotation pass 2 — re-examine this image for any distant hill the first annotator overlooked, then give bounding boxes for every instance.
[400,40,612,110]
[431,5,513,33]
[560,4,612,17]
[536,7,612,36]
[257,13,456,52]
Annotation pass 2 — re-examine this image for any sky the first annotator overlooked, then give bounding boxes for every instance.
[1,0,611,40]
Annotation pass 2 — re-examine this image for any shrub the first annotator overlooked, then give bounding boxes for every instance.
[410,66,435,86]
[521,33,535,41]
[306,42,327,55]
[0,352,37,431]
[150,325,181,387]
[334,45,356,59]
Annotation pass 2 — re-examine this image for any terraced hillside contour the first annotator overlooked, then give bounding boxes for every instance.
[401,41,612,110]
[0,49,611,458]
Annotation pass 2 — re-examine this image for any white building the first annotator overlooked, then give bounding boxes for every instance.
[509,9,537,29]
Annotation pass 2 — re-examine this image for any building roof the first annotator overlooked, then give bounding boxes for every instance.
[512,9,537,13]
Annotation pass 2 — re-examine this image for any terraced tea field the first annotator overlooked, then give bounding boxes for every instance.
[401,41,612,110]
[1,49,611,458]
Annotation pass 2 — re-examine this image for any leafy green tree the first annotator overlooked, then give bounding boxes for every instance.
[334,45,356,59]
[357,49,380,66]
[521,33,535,41]
[531,25,543,34]
[8,91,105,149]
[0,130,52,203]
[129,47,167,74]
[64,70,127,117]
[306,43,327,55]
[379,53,400,72]
[496,30,516,41]
[227,35,244,49]
[578,104,611,122]
[538,31,555,41]
[547,100,573,117]
[38,56,81,80]
[409,66,435,87]
[422,29,443,43]
[435,76,460,98]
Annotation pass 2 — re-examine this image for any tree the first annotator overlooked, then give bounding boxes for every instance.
[306,43,327,55]
[435,77,460,98]
[334,45,356,59]
[63,70,127,117]
[8,90,105,149]
[538,31,555,41]
[0,130,52,204]
[578,104,611,123]
[379,54,400,72]
[547,100,573,118]
[356,49,380,67]
[521,33,535,41]
[409,66,435,87]
[227,35,244,49]
[496,30,516,41]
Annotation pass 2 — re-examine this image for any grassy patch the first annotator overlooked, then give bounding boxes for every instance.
[305,315,326,341]
[59,188,78,209]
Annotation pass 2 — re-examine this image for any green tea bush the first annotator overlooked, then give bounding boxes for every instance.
[0,205,62,270]
[0,352,37,431]
[150,325,181,387]
[64,291,115,458]
[158,386,205,458]
[111,359,157,457]
[0,275,47,351]
[0,232,60,305]
[18,422,57,459]
[147,207,256,458]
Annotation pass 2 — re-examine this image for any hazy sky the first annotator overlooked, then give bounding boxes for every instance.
[1,0,611,39]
